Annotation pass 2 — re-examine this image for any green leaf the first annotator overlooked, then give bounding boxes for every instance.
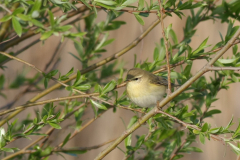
[135,135,145,148]
[201,123,208,132]
[209,127,221,134]
[193,129,200,134]
[12,7,24,15]
[102,39,115,48]
[233,120,240,138]
[48,70,58,77]
[203,109,221,118]
[127,116,138,128]
[172,154,184,160]
[199,133,205,144]
[90,99,107,110]
[74,84,91,91]
[0,15,12,22]
[138,0,144,10]
[226,116,234,129]
[122,0,138,6]
[30,0,42,14]
[95,0,117,5]
[31,19,44,28]
[62,133,71,148]
[125,134,132,147]
[169,29,178,44]
[68,52,81,62]
[180,147,203,153]
[65,68,74,77]
[228,142,240,155]
[102,80,117,95]
[217,58,238,64]
[48,10,55,26]
[80,0,92,9]
[1,148,14,152]
[104,21,126,31]
[124,116,138,148]
[153,47,159,60]
[17,14,30,21]
[40,31,54,40]
[192,37,210,55]
[49,122,61,129]
[44,78,49,89]
[12,16,22,37]
[0,75,5,89]
[0,127,6,148]
[57,25,73,32]
[233,45,238,55]
[134,14,145,25]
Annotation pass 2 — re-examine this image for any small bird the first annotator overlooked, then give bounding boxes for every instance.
[126,68,175,108]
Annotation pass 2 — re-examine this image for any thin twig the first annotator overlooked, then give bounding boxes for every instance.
[0,4,12,13]
[170,139,187,160]
[3,138,116,160]
[156,109,225,144]
[55,138,116,151]
[208,66,240,71]
[0,93,98,116]
[1,39,40,65]
[0,44,62,110]
[78,1,159,14]
[56,111,105,149]
[158,0,171,95]
[0,5,88,52]
[44,41,63,71]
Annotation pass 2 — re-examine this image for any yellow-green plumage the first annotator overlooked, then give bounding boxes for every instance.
[126,68,169,108]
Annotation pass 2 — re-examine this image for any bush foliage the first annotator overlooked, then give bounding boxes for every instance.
[0,0,240,159]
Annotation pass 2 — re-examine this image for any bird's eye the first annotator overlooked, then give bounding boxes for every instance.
[133,78,139,81]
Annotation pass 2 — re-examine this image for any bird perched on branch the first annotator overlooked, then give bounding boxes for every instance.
[126,68,177,108]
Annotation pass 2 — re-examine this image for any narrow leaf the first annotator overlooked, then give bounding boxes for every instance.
[12,16,22,37]
[90,99,107,110]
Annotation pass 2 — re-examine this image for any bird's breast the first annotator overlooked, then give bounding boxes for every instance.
[126,82,166,108]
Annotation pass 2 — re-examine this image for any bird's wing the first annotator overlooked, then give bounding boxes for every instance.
[149,74,168,86]
[149,74,179,87]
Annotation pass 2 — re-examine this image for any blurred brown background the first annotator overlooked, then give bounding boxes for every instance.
[1,3,240,160]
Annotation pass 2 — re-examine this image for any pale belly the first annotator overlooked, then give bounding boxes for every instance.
[127,83,166,108]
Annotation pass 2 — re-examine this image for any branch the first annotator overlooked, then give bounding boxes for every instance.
[207,66,240,71]
[78,1,158,14]
[0,43,62,110]
[3,138,116,160]
[94,27,240,160]
[0,10,91,66]
[3,103,86,159]
[170,139,187,160]
[2,127,55,160]
[0,4,12,14]
[156,110,224,143]
[0,5,88,51]
[0,93,98,116]
[0,18,162,127]
[158,0,171,95]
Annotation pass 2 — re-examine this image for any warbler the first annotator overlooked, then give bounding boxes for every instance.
[126,68,176,108]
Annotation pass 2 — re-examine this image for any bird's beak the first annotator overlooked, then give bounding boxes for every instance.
[124,79,130,83]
